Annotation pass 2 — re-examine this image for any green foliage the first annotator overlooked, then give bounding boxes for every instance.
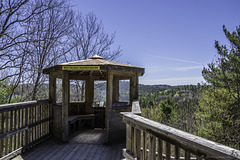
[199,25,240,149]
[196,88,239,148]
[0,80,26,104]
[141,85,200,133]
[0,80,11,104]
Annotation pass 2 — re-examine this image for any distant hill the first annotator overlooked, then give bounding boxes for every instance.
[139,84,173,93]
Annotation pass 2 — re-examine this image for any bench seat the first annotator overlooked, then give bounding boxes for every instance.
[68,114,95,133]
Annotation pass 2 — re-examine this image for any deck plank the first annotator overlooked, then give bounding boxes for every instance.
[21,129,125,160]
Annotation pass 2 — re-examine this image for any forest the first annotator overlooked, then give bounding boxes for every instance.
[1,0,240,151]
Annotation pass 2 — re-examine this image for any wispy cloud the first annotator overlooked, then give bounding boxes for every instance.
[176,65,203,71]
[146,65,203,73]
[146,54,202,65]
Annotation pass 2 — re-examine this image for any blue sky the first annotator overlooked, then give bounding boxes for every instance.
[70,0,240,85]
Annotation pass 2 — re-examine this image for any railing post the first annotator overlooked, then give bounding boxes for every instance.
[126,124,132,153]
[134,128,141,159]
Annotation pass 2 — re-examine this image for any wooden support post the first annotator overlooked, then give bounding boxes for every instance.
[49,73,56,134]
[106,71,113,144]
[113,77,119,103]
[62,71,69,142]
[149,134,156,160]
[130,74,138,105]
[85,77,94,114]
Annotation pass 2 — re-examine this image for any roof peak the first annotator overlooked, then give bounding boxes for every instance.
[89,55,104,60]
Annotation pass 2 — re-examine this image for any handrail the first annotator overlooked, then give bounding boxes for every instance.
[0,99,49,110]
[0,99,51,160]
[121,112,240,160]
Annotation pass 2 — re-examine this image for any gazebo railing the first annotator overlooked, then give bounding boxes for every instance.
[121,112,240,160]
[0,99,51,160]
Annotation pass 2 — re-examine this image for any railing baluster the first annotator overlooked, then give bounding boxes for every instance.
[17,109,20,149]
[135,128,141,159]
[142,131,147,160]
[126,124,131,153]
[133,127,137,156]
[25,107,29,147]
[21,108,24,147]
[0,112,3,157]
[166,142,171,160]
[131,126,134,155]
[34,106,36,142]
[157,138,163,160]
[39,105,41,137]
[31,106,33,143]
[5,112,9,155]
[9,110,13,153]
[175,145,180,160]
[185,151,190,160]
[13,110,18,150]
[149,134,156,160]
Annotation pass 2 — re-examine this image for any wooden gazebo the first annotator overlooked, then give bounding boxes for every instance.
[43,55,144,144]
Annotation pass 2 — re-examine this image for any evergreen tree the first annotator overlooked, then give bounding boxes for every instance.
[198,25,240,149]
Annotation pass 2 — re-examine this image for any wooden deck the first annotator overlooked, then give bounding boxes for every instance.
[17,129,125,160]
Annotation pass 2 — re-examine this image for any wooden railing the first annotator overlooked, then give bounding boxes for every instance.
[0,99,51,160]
[121,112,240,160]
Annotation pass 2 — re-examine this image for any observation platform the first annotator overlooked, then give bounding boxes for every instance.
[19,129,124,160]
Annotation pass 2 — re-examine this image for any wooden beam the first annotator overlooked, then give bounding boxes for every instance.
[49,73,56,134]
[130,74,138,104]
[113,77,119,103]
[69,75,106,81]
[62,71,69,142]
[85,77,94,114]
[0,100,49,111]
[105,71,113,144]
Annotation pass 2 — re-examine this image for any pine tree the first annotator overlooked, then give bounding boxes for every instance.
[199,25,240,149]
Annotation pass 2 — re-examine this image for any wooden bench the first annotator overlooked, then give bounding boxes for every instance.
[68,114,95,133]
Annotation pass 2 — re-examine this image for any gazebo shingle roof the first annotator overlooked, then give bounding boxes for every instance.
[43,55,144,75]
